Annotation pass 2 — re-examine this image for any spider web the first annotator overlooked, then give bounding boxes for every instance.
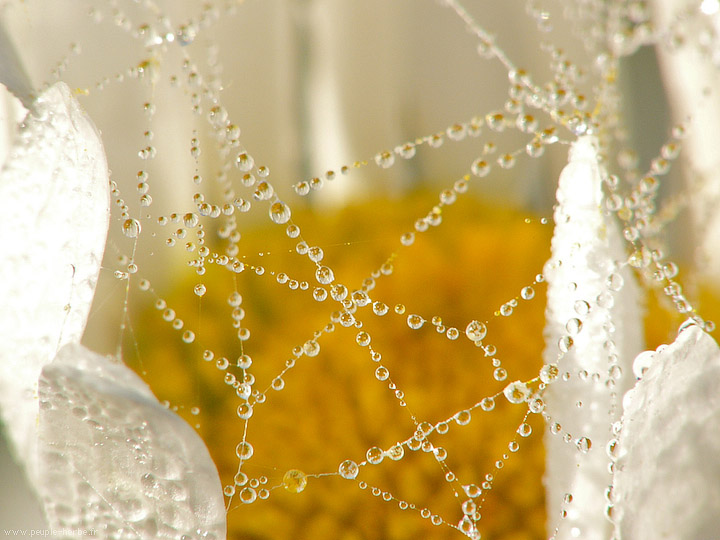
[3,1,717,539]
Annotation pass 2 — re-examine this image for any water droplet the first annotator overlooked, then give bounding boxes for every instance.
[372,302,389,316]
[216,357,229,370]
[239,487,257,504]
[539,363,559,384]
[497,153,516,169]
[387,444,404,461]
[400,232,415,246]
[315,266,335,285]
[330,284,348,301]
[236,441,254,460]
[558,335,574,353]
[194,284,206,297]
[338,459,359,479]
[576,437,592,453]
[282,469,307,493]
[528,397,545,413]
[574,300,590,315]
[565,318,582,335]
[632,350,656,378]
[486,112,505,131]
[366,447,384,464]
[396,142,416,159]
[312,287,327,302]
[503,381,530,404]
[294,181,310,196]
[122,218,141,238]
[307,246,324,263]
[237,403,253,419]
[235,152,254,171]
[303,340,320,357]
[471,159,490,177]
[374,151,395,168]
[352,290,371,307]
[516,114,538,132]
[662,262,679,279]
[446,122,467,140]
[269,201,291,224]
[455,410,472,425]
[375,366,389,381]
[234,471,248,487]
[237,354,252,369]
[480,397,495,411]
[465,320,487,341]
[254,181,274,201]
[407,314,425,330]
[138,146,156,159]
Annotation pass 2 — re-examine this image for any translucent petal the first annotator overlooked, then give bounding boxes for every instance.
[0,82,110,473]
[614,326,720,539]
[38,343,226,538]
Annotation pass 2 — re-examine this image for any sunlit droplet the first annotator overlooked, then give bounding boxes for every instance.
[122,218,141,238]
[465,320,487,342]
[338,460,359,479]
[407,314,425,330]
[283,469,307,493]
[503,380,530,404]
[269,201,291,224]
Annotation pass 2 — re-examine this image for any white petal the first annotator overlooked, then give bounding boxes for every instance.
[613,325,720,538]
[543,136,643,540]
[38,343,226,539]
[0,81,109,474]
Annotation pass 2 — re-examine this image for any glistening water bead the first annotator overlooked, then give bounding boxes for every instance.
[407,314,425,330]
[465,320,487,342]
[236,441,254,460]
[366,447,384,465]
[269,201,291,224]
[315,266,334,285]
[503,381,531,404]
[282,469,307,493]
[338,460,359,480]
[122,218,141,238]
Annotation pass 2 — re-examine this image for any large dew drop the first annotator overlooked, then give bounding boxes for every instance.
[503,380,530,404]
[315,265,335,285]
[465,320,487,342]
[269,201,291,224]
[122,218,141,238]
[338,459,359,479]
[282,469,307,493]
[407,314,425,330]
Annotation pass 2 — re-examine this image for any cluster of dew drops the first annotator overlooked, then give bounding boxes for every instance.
[65,0,718,537]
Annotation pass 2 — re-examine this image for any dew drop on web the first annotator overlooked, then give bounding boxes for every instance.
[338,460,359,480]
[282,469,307,493]
[269,201,291,224]
[122,218,141,238]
